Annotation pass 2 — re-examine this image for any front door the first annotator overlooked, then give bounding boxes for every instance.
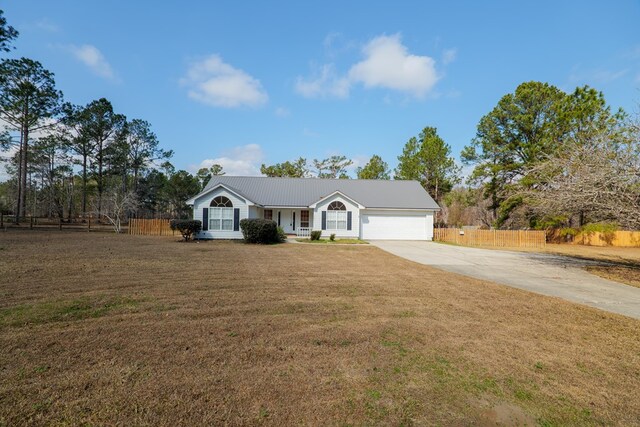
[279,210,293,234]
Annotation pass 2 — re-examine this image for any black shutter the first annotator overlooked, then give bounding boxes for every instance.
[233,208,240,231]
[347,211,352,231]
[202,208,208,231]
[278,211,281,226]
[292,212,295,230]
[321,211,326,230]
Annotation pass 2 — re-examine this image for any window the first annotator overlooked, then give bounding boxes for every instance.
[210,196,233,231]
[264,209,273,220]
[328,201,346,211]
[327,201,347,230]
[300,210,309,228]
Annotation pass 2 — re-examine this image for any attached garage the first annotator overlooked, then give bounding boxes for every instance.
[188,177,440,241]
[360,210,434,240]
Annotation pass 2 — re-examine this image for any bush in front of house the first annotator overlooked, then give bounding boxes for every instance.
[277,226,287,242]
[310,230,322,241]
[330,233,336,241]
[170,219,202,241]
[239,218,284,244]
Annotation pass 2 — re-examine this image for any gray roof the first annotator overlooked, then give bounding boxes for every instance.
[191,176,440,210]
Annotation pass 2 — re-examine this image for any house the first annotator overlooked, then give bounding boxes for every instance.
[185,176,440,240]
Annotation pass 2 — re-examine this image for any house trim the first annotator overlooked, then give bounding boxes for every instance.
[308,190,365,209]
[186,183,257,206]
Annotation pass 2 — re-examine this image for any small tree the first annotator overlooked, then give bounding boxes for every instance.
[356,154,390,179]
[100,190,138,233]
[395,127,459,202]
[260,157,309,178]
[313,155,353,179]
[169,219,202,241]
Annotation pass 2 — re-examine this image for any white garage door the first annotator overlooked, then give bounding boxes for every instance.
[360,212,427,240]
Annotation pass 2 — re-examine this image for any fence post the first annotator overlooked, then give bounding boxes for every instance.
[30,216,34,230]
[88,216,91,231]
[0,213,2,228]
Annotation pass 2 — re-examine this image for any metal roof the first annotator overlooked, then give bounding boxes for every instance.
[192,176,440,210]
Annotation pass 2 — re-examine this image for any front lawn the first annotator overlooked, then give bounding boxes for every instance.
[1,232,639,425]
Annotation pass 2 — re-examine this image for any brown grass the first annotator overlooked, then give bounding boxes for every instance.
[1,232,639,426]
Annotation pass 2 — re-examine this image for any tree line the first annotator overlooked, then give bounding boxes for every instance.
[1,9,637,230]
[259,81,639,231]
[0,10,207,224]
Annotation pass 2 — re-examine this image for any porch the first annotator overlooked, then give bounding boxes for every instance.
[257,207,313,237]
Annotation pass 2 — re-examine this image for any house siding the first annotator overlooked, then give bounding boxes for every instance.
[312,193,360,239]
[193,187,248,239]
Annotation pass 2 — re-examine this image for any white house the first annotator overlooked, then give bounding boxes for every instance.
[185,176,440,240]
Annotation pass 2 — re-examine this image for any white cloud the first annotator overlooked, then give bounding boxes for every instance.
[275,107,291,118]
[442,48,457,65]
[35,18,59,32]
[295,64,350,99]
[569,66,629,85]
[66,44,116,80]
[180,55,268,108]
[591,69,628,83]
[302,127,320,138]
[191,144,264,176]
[348,154,370,173]
[348,34,439,97]
[296,33,440,99]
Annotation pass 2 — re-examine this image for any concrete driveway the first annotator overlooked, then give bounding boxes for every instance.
[371,241,640,320]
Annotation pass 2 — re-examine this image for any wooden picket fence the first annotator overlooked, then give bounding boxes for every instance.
[128,218,174,236]
[573,230,640,247]
[434,228,546,248]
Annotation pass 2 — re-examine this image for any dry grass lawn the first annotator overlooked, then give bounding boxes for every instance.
[1,232,639,426]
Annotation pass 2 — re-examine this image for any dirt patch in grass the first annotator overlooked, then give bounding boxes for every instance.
[1,231,639,425]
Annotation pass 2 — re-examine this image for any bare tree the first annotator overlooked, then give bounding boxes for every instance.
[99,189,138,233]
[517,124,640,229]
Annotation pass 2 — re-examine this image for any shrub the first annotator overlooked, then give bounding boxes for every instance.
[310,230,322,241]
[170,219,202,241]
[330,233,336,241]
[277,226,287,242]
[581,222,619,234]
[581,222,619,246]
[239,218,282,244]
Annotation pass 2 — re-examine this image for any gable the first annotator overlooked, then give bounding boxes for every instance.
[187,183,254,206]
[191,185,249,209]
[309,190,364,209]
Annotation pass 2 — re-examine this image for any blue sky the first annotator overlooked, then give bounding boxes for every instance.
[4,1,640,176]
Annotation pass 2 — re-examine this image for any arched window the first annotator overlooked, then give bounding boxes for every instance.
[210,196,233,208]
[209,196,234,230]
[327,201,347,229]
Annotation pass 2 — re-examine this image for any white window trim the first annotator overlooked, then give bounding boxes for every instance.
[209,207,234,231]
[326,210,347,230]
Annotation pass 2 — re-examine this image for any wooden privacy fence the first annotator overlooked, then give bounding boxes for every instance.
[573,231,640,247]
[434,228,546,248]
[128,218,174,236]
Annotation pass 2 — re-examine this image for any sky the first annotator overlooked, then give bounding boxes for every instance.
[3,1,640,177]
